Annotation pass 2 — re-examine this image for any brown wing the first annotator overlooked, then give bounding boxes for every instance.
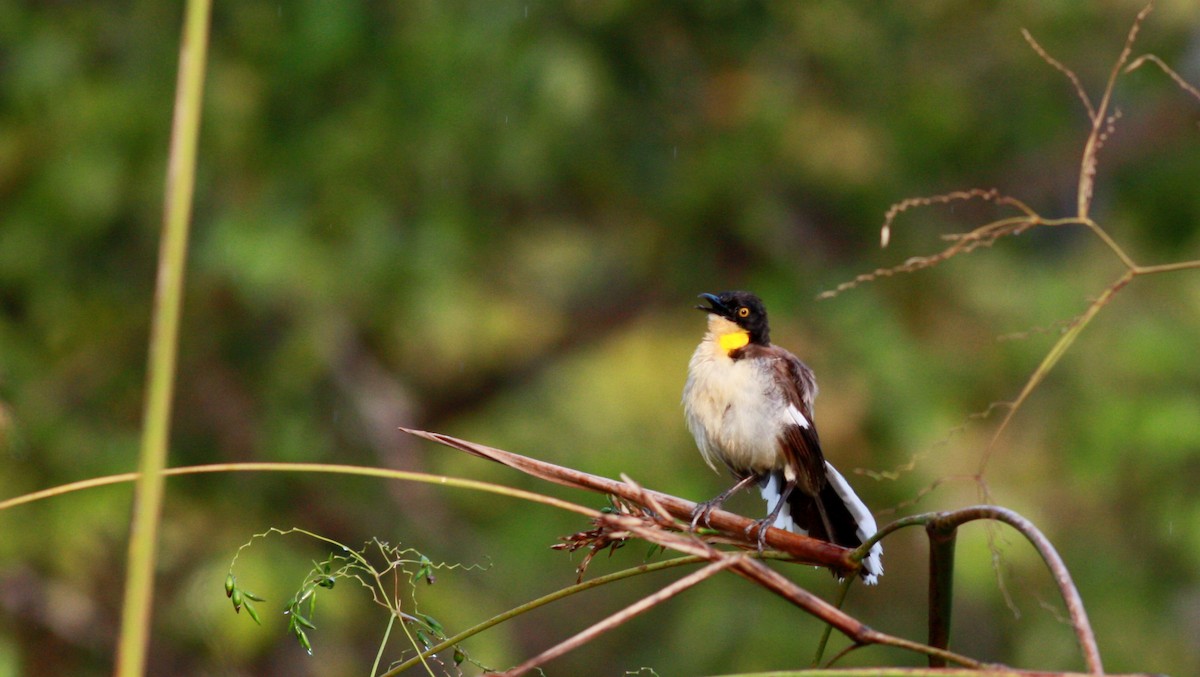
[741,344,827,498]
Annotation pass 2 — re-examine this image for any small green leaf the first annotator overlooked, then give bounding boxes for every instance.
[296,586,314,605]
[243,599,262,626]
[292,612,317,630]
[419,613,444,637]
[295,627,313,656]
[242,590,265,603]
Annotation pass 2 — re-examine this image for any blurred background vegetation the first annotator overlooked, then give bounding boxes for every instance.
[1,1,1198,675]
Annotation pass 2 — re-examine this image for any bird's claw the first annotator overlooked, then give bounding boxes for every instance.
[744,517,775,552]
[689,499,722,531]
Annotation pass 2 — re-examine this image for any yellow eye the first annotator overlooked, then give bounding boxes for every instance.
[737,307,750,318]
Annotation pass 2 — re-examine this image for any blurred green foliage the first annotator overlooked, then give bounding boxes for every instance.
[1,1,1199,675]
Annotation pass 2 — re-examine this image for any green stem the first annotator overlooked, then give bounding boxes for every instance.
[0,462,599,517]
[978,270,1132,476]
[372,614,395,677]
[1134,258,1200,275]
[114,1,211,675]
[928,507,1102,674]
[811,577,852,667]
[379,555,712,677]
[926,520,958,667]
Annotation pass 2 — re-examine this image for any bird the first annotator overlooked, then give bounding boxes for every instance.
[681,290,883,584]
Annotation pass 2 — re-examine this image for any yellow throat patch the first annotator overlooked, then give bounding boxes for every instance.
[718,330,750,354]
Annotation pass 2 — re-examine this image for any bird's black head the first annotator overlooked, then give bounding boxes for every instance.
[696,290,771,345]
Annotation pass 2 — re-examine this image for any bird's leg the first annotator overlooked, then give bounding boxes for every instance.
[690,473,759,530]
[814,497,837,545]
[748,479,796,551]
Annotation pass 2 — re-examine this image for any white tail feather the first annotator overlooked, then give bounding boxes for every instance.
[824,461,884,584]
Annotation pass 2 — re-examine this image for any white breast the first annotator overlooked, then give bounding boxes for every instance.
[682,339,787,474]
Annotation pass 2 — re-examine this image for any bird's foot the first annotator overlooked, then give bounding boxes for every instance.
[744,516,776,552]
[689,499,724,531]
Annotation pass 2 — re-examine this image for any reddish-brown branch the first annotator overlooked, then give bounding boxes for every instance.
[403,430,994,668]
[400,427,861,576]
[497,556,738,676]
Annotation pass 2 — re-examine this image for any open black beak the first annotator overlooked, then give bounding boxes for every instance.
[695,292,730,317]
